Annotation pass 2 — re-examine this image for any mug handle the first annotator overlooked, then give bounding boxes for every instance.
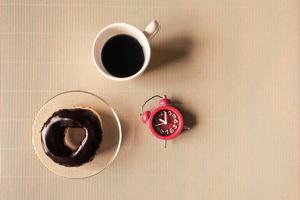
[143,20,160,40]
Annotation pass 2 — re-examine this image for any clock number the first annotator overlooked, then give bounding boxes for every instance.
[165,130,169,135]
[160,129,164,134]
[168,111,172,116]
[158,112,163,117]
[170,128,174,133]
[173,124,178,129]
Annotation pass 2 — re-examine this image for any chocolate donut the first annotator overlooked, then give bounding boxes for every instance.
[40,108,102,167]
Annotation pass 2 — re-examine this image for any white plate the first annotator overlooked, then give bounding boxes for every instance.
[32,91,122,178]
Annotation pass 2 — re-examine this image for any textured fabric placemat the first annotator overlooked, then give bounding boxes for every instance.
[0,0,299,199]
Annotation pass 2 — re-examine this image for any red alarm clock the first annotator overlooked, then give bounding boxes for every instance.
[140,95,185,147]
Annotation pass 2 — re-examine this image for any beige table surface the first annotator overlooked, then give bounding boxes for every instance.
[0,0,299,199]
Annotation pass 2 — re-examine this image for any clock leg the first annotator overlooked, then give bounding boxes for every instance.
[183,125,191,131]
[164,140,167,148]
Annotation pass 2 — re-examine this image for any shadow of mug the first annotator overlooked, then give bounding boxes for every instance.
[148,35,194,72]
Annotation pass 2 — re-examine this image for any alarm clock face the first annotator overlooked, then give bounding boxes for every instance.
[149,106,184,140]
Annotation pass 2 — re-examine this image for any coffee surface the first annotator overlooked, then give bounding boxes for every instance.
[101,34,145,77]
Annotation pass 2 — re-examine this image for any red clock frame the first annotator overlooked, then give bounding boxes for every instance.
[148,105,184,140]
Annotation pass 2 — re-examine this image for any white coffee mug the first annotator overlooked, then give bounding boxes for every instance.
[92,20,160,81]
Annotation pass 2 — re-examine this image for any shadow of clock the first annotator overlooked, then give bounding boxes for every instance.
[171,100,197,134]
[147,35,194,72]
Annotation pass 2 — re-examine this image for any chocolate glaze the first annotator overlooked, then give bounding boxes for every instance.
[41,108,102,167]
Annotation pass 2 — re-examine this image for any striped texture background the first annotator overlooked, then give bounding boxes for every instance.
[0,0,299,199]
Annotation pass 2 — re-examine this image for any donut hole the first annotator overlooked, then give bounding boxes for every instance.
[64,127,87,151]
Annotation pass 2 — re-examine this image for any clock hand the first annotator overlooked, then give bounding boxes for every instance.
[164,111,167,124]
[155,122,164,127]
[158,119,166,124]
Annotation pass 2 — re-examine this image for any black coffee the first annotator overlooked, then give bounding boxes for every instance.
[101,34,145,78]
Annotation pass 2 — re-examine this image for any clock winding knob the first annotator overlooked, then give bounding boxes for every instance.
[158,96,170,106]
